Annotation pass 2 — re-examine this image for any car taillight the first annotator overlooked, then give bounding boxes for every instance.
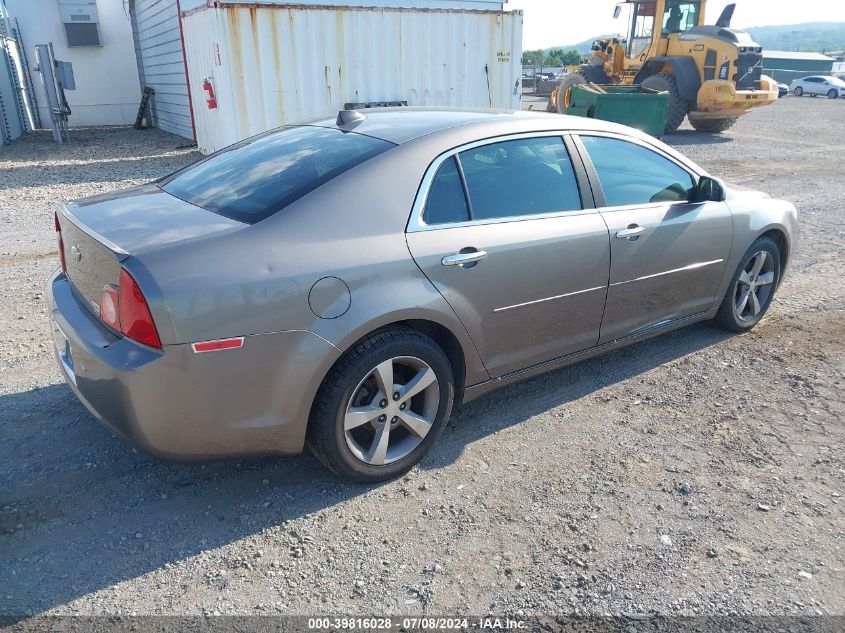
[99,269,162,349]
[118,269,162,349]
[55,211,66,273]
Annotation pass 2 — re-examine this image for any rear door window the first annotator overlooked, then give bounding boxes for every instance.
[579,135,695,207]
[160,126,394,223]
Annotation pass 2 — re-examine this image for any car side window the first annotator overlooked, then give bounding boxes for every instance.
[455,136,582,220]
[579,136,695,207]
[422,157,470,225]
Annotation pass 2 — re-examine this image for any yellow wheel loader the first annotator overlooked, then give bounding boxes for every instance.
[548,1,778,133]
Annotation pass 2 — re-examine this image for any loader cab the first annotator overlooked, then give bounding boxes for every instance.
[627,1,656,60]
[617,0,704,60]
[662,1,702,34]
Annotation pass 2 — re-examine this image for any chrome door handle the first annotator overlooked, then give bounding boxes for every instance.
[616,225,646,240]
[441,250,488,267]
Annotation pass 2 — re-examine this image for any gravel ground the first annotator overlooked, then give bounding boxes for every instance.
[1,99,843,620]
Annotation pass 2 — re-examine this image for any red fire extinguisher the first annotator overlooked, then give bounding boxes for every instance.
[202,78,217,109]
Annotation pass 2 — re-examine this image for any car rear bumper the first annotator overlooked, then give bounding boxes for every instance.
[48,270,341,460]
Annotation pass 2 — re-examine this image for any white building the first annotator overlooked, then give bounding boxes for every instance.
[6,0,141,126]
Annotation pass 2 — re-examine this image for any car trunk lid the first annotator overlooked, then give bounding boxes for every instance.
[57,183,243,317]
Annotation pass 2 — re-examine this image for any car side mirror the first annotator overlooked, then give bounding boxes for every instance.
[613,4,622,19]
[693,176,726,202]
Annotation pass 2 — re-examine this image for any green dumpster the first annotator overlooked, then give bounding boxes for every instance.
[566,85,669,137]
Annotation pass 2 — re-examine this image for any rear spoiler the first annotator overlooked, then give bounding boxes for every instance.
[54,201,130,260]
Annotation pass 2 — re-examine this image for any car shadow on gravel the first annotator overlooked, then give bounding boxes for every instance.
[0,382,356,616]
[425,322,732,470]
[663,130,734,146]
[0,322,731,616]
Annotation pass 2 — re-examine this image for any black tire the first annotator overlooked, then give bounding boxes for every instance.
[306,327,455,483]
[641,72,688,134]
[551,71,588,113]
[689,117,738,133]
[793,86,803,96]
[712,236,782,333]
[828,89,838,99]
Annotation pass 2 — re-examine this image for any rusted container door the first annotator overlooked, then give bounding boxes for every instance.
[132,0,193,139]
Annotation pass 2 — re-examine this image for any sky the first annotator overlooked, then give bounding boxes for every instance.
[507,0,845,50]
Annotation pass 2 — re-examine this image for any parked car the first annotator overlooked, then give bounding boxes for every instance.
[49,109,798,482]
[778,83,789,98]
[790,75,845,98]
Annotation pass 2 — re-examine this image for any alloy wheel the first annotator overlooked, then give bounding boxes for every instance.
[734,250,775,322]
[344,356,440,466]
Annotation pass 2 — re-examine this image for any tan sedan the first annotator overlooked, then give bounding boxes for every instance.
[49,108,798,481]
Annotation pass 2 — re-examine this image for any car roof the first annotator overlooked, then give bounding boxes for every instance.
[305,107,633,145]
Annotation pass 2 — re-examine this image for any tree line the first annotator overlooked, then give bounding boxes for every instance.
[521,48,583,68]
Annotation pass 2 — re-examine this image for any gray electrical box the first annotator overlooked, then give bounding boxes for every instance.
[57,0,102,47]
[56,61,76,90]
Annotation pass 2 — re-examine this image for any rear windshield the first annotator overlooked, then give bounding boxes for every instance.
[159,126,395,223]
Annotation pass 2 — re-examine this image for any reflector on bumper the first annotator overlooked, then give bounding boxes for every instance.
[191,337,245,353]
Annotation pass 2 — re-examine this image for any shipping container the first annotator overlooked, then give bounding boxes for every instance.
[180,0,507,10]
[181,2,523,153]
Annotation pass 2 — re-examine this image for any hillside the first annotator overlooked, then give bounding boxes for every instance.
[746,22,845,54]
[548,22,845,57]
